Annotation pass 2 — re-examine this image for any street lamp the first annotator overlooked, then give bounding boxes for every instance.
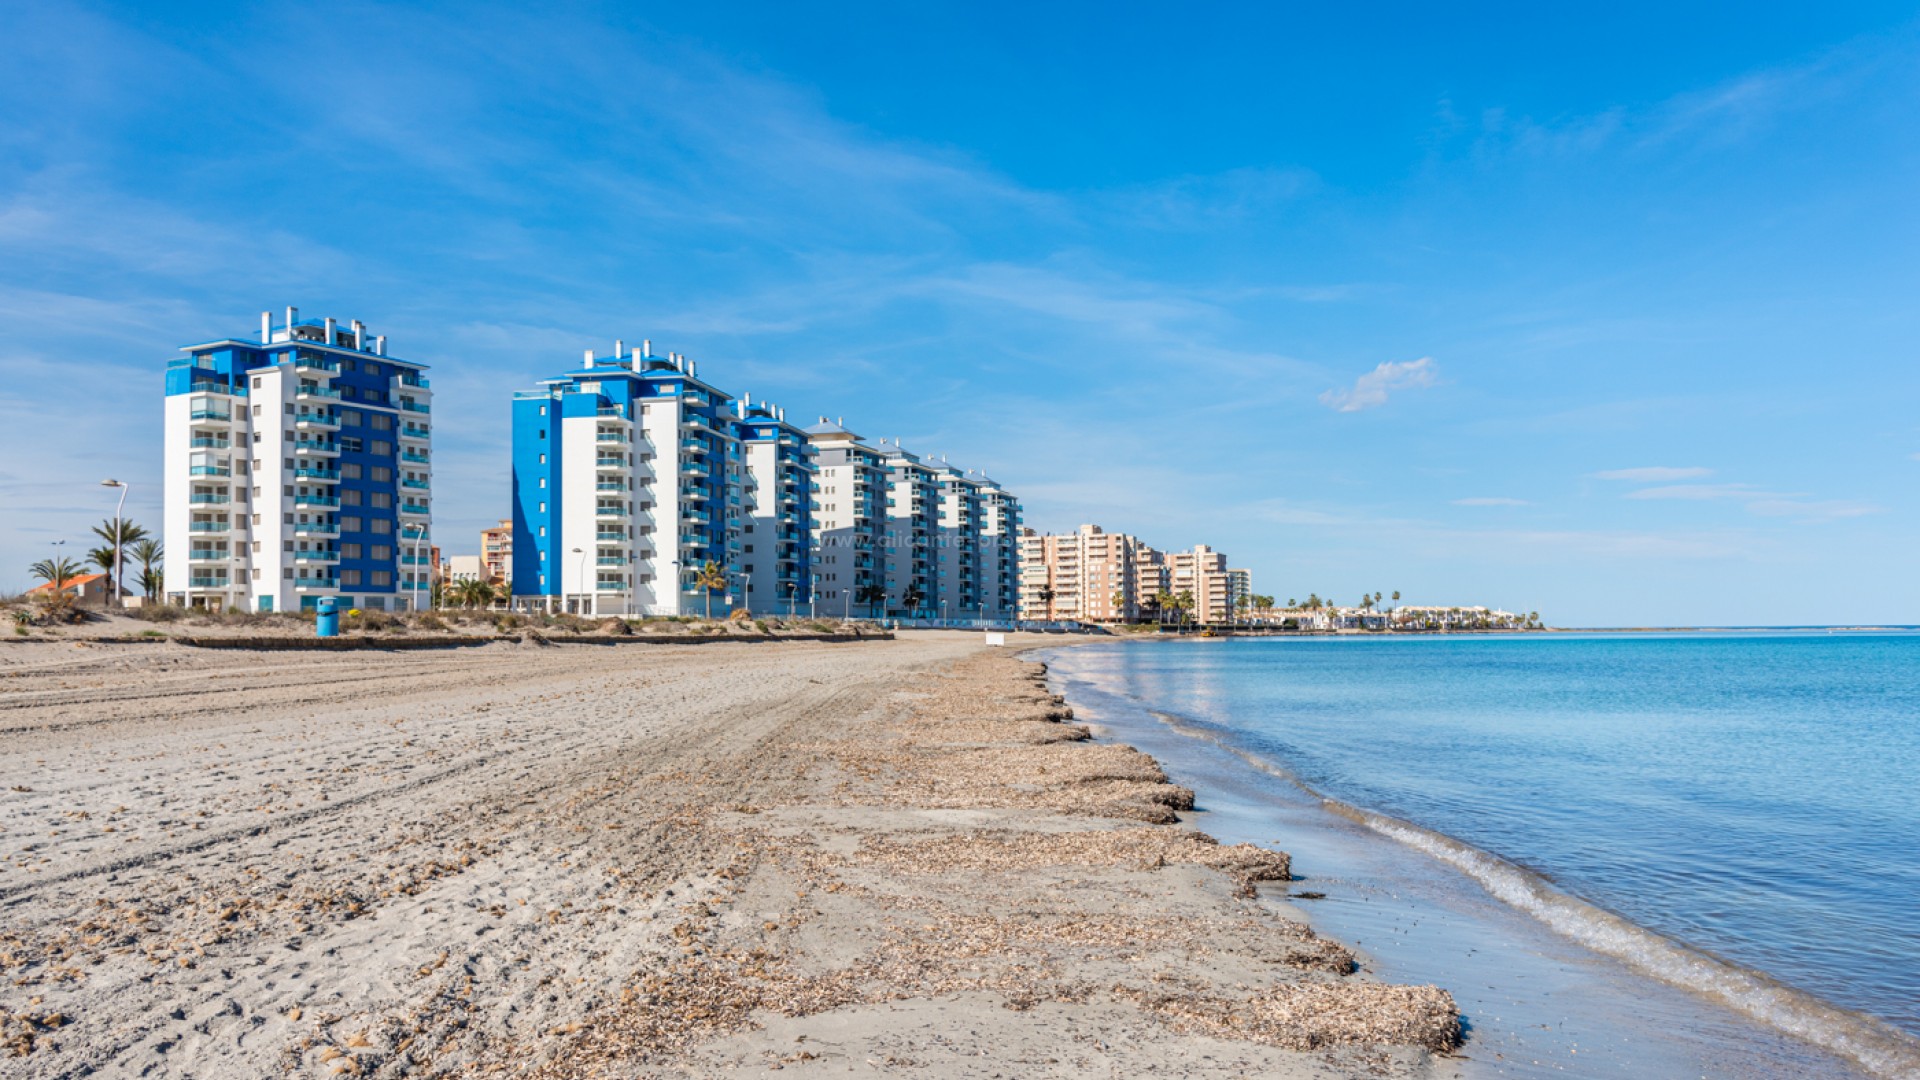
[405,522,429,612]
[101,479,128,606]
[572,547,588,616]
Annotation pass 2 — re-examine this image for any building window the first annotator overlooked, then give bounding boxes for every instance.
[341,463,363,480]
[342,569,363,586]
[370,414,392,431]
[372,520,393,535]
[538,453,547,464]
[371,466,392,482]
[538,502,546,514]
[370,492,392,508]
[340,409,361,426]
[341,490,363,506]
[371,440,392,456]
[372,570,392,586]
[341,516,361,532]
[538,477,546,489]
[343,543,363,560]
[372,545,392,561]
[341,437,363,452]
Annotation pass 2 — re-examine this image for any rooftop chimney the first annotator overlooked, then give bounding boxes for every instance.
[615,339,624,359]
[583,349,594,364]
[286,306,298,335]
[260,312,271,343]
[642,339,651,358]
[325,316,337,345]
[351,320,364,350]
[375,335,386,356]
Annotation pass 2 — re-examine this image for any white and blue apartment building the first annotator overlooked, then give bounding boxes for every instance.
[511,341,812,616]
[163,308,432,612]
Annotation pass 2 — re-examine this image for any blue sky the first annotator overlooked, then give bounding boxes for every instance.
[3,1,1916,625]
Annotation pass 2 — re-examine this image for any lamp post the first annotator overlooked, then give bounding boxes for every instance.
[572,547,588,616]
[101,479,128,606]
[405,522,429,612]
[727,570,751,616]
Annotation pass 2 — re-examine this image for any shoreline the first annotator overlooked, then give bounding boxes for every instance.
[1037,637,1914,1080]
[0,633,1461,1077]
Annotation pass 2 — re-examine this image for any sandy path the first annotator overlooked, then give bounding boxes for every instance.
[0,635,1457,1078]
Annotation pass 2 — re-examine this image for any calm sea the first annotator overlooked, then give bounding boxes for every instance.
[1043,631,1920,1079]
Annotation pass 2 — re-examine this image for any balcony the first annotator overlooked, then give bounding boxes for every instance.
[187,548,229,562]
[189,409,232,424]
[187,576,231,589]
[294,467,340,482]
[189,437,230,450]
[398,553,431,565]
[682,509,711,526]
[294,384,342,401]
[595,556,628,567]
[292,576,338,590]
[680,438,708,454]
[681,461,710,479]
[400,425,430,441]
[595,456,627,472]
[679,533,708,549]
[399,501,430,516]
[293,494,340,509]
[291,352,338,375]
[679,485,708,502]
[187,521,231,533]
[596,582,627,592]
[595,504,630,519]
[399,400,430,414]
[595,481,627,493]
[596,431,629,445]
[294,411,339,430]
[595,531,626,543]
[293,439,339,457]
[596,407,629,420]
[189,464,232,477]
[394,372,430,389]
[400,449,430,464]
[293,550,340,564]
[292,522,338,536]
[189,493,231,505]
[400,477,430,490]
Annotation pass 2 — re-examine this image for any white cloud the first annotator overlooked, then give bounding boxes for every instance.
[1453,497,1529,506]
[1319,357,1437,413]
[1591,466,1713,482]
[1624,483,1773,501]
[1744,499,1881,523]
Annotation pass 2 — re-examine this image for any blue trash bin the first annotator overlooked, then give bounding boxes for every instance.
[316,596,340,638]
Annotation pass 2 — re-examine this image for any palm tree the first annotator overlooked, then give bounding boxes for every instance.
[902,585,927,617]
[857,584,886,620]
[86,546,118,586]
[1037,585,1056,621]
[90,518,148,601]
[694,560,727,619]
[1174,590,1194,628]
[1111,589,1128,621]
[1154,589,1174,626]
[30,557,80,594]
[129,539,164,597]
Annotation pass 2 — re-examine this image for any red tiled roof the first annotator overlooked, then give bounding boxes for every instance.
[28,573,107,594]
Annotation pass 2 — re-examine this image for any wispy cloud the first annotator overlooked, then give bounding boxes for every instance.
[1624,483,1772,501]
[1453,497,1529,506]
[1319,357,1438,413]
[1591,466,1713,482]
[1744,499,1881,523]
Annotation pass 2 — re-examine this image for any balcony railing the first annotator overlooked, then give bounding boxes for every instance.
[596,582,627,592]
[401,478,430,490]
[293,550,340,563]
[294,495,341,509]
[187,577,231,588]
[293,439,338,455]
[294,411,339,427]
[399,553,431,565]
[400,502,430,515]
[596,557,628,567]
[395,373,430,388]
[596,531,626,542]
[596,431,629,444]
[189,494,231,505]
[189,465,231,477]
[680,438,708,454]
[292,576,338,589]
[292,523,338,535]
[400,401,430,414]
[190,409,231,422]
[400,425,430,440]
[295,384,342,400]
[187,548,229,561]
[595,482,626,492]
[187,522,230,533]
[595,505,630,518]
[189,437,230,450]
[188,380,238,396]
[400,450,430,463]
[294,468,340,482]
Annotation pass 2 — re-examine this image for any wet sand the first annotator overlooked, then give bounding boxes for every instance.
[0,633,1458,1077]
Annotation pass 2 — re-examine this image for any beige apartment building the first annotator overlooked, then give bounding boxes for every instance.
[1165,544,1253,622]
[1018,524,1147,622]
[480,519,511,584]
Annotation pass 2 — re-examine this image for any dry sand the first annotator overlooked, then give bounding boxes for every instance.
[0,632,1458,1077]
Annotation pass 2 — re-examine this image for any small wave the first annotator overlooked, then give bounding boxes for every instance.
[1131,706,1920,1080]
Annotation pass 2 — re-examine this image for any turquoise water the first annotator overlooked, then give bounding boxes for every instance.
[1047,631,1920,1077]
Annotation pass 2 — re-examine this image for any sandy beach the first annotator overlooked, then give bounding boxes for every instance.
[0,633,1458,1077]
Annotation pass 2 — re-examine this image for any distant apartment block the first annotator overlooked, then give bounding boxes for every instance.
[511,341,808,617]
[806,419,1019,621]
[1019,524,1147,622]
[164,307,432,612]
[1019,529,1254,624]
[480,519,512,584]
